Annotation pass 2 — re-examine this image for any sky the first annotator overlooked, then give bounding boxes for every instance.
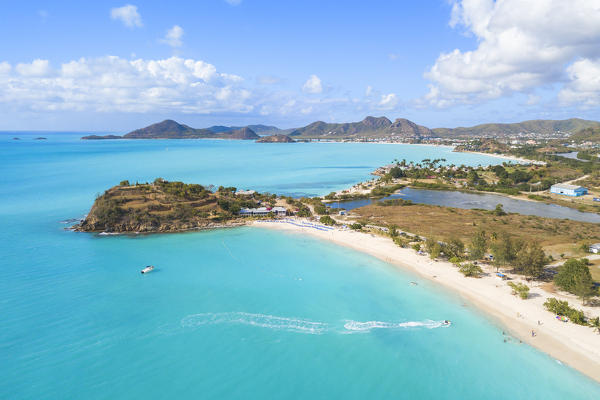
[1,0,600,132]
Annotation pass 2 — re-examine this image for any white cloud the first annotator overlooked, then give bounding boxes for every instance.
[302,74,322,94]
[161,25,184,48]
[15,59,51,76]
[110,4,143,28]
[559,58,600,107]
[388,53,400,61]
[378,93,399,110]
[0,56,252,114]
[365,85,373,96]
[225,0,242,5]
[425,0,600,107]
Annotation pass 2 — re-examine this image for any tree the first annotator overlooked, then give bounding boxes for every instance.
[554,259,594,297]
[574,270,596,305]
[389,224,399,238]
[467,169,480,185]
[319,215,335,226]
[425,237,441,259]
[445,237,465,259]
[469,230,487,260]
[459,263,483,277]
[388,166,405,179]
[493,203,507,216]
[313,204,328,215]
[490,232,519,271]
[514,242,547,278]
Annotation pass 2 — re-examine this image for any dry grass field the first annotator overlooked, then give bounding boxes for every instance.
[352,203,600,253]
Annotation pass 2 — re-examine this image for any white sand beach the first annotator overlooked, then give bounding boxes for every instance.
[252,219,600,382]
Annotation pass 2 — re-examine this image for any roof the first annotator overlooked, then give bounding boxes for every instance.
[551,183,585,190]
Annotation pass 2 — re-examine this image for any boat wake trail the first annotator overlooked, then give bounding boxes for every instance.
[180,312,449,335]
[181,312,328,334]
[342,319,445,333]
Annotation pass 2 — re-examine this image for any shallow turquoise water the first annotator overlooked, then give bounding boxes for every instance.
[2,133,599,399]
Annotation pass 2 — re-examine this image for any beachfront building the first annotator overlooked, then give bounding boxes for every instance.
[239,206,287,217]
[235,189,256,196]
[549,184,588,197]
[589,243,600,254]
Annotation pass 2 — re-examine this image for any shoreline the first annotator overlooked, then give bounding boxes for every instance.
[458,149,539,164]
[251,219,600,383]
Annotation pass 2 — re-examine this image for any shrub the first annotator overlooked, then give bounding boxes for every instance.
[508,282,530,299]
[448,256,463,266]
[459,263,483,277]
[350,222,363,230]
[412,243,421,252]
[319,215,336,226]
[543,298,587,325]
[314,205,328,215]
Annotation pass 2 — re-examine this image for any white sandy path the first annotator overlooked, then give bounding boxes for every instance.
[251,219,600,382]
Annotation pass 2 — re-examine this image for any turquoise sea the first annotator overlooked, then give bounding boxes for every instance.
[2,133,599,399]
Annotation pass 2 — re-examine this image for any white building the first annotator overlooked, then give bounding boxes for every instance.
[589,243,600,254]
[235,189,256,196]
[239,206,287,217]
[550,184,588,197]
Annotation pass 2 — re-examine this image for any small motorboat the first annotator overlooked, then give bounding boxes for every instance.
[141,265,154,274]
[442,320,452,326]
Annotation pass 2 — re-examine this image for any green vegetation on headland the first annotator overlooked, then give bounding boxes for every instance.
[75,179,286,233]
[255,134,296,143]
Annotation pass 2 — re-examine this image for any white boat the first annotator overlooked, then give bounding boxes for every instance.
[141,265,154,274]
[442,320,451,326]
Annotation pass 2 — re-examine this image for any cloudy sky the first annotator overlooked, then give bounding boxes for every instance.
[1,0,600,132]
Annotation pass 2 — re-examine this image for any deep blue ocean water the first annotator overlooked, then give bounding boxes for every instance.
[2,133,599,399]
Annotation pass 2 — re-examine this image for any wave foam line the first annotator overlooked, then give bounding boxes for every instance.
[181,312,328,334]
[343,319,445,332]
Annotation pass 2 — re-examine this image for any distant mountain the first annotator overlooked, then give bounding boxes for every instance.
[433,118,600,137]
[80,116,600,142]
[81,134,124,140]
[82,120,260,140]
[256,134,296,143]
[206,124,282,135]
[288,116,432,138]
[124,120,213,139]
[222,127,259,140]
[570,126,600,142]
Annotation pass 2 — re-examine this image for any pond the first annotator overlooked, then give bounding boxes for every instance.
[328,187,600,223]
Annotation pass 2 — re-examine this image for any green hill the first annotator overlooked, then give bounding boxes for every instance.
[570,126,600,142]
[288,116,432,138]
[433,118,600,137]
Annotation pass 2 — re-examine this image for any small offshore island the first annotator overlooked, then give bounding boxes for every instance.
[74,179,298,233]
